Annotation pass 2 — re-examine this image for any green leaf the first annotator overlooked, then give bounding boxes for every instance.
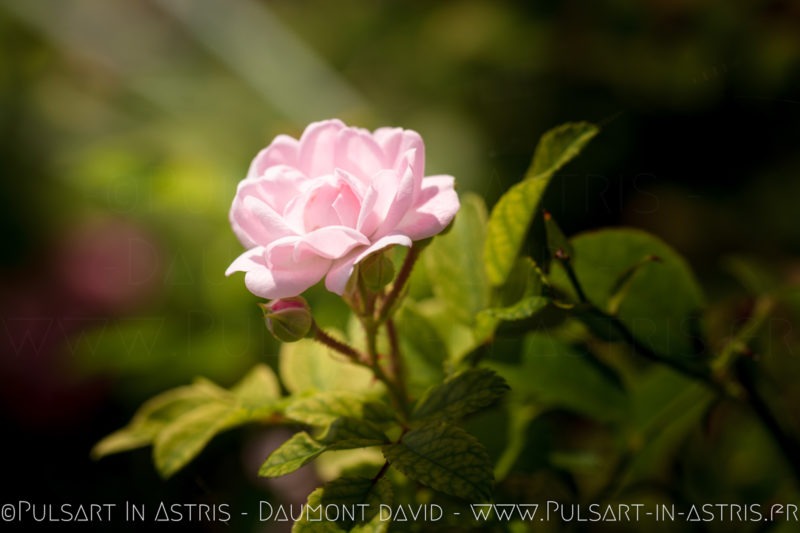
[544,210,574,260]
[293,480,392,533]
[413,368,510,422]
[286,391,396,429]
[315,448,386,482]
[95,365,286,478]
[484,122,599,286]
[606,255,662,316]
[494,403,540,481]
[488,333,628,423]
[479,296,549,322]
[622,368,712,484]
[722,255,781,295]
[320,417,389,449]
[280,335,377,394]
[91,424,160,461]
[411,299,485,367]
[260,418,387,480]
[554,228,705,359]
[476,257,551,327]
[320,476,393,529]
[91,383,227,459]
[230,364,281,409]
[394,303,448,397]
[529,122,600,176]
[384,422,494,501]
[259,432,326,478]
[292,488,344,533]
[153,401,235,478]
[425,192,490,325]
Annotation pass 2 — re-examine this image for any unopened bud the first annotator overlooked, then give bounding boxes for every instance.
[359,252,395,291]
[259,297,312,343]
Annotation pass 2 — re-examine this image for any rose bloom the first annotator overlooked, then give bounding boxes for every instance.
[226,119,460,299]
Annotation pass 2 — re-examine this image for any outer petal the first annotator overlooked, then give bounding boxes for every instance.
[394,175,460,240]
[298,119,346,178]
[247,135,300,178]
[225,246,267,276]
[230,196,296,247]
[324,234,413,295]
[253,240,331,299]
[296,225,370,260]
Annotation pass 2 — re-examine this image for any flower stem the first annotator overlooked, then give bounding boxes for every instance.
[587,303,800,489]
[311,322,366,365]
[555,250,588,303]
[363,318,410,420]
[386,318,407,403]
[377,245,420,323]
[734,357,800,483]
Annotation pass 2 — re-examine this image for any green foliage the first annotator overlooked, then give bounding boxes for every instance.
[93,365,284,478]
[412,368,510,422]
[286,391,397,428]
[89,119,800,532]
[280,335,377,394]
[320,477,393,530]
[259,432,327,477]
[553,228,705,359]
[490,333,628,423]
[392,303,448,396]
[424,192,491,325]
[383,422,494,501]
[293,478,392,532]
[484,122,599,287]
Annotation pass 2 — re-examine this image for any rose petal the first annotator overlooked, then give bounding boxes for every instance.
[257,165,310,212]
[247,135,299,178]
[394,175,460,240]
[335,128,385,180]
[243,240,332,299]
[356,169,400,237]
[373,127,425,179]
[372,152,418,239]
[331,172,362,227]
[225,246,267,276]
[298,119,346,178]
[281,176,362,233]
[324,234,413,295]
[296,225,370,260]
[231,196,296,246]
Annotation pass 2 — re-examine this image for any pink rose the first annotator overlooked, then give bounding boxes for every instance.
[226,119,460,299]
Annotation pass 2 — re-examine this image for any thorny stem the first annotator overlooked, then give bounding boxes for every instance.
[371,460,391,486]
[386,319,407,404]
[555,249,588,303]
[586,304,800,491]
[735,358,800,483]
[597,309,725,394]
[363,318,410,421]
[377,245,420,323]
[311,322,365,365]
[313,320,409,419]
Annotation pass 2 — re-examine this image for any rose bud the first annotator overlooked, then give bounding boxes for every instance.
[259,297,312,343]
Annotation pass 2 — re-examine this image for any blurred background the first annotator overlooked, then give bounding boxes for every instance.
[1,0,799,531]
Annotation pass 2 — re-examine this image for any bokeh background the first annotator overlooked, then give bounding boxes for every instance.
[1,1,799,531]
